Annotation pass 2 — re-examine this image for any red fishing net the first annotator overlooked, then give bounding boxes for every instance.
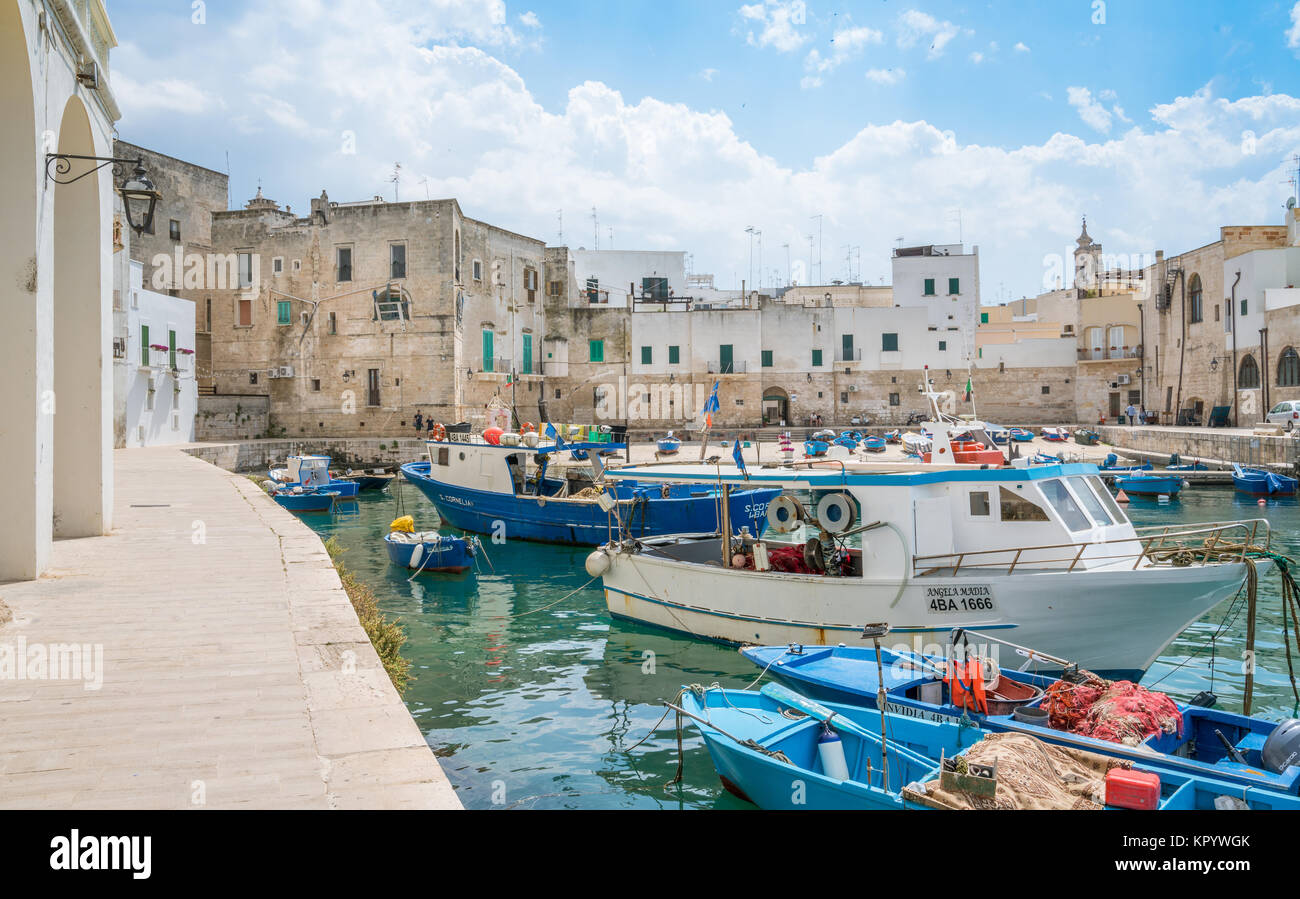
[741,545,816,574]
[1041,675,1183,746]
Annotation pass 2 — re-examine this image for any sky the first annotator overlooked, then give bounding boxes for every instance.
[105,0,1300,303]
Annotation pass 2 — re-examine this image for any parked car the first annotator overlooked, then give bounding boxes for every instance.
[1266,400,1300,431]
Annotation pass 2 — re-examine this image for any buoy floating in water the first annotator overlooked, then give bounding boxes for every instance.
[1259,498,1267,506]
[1116,489,1130,504]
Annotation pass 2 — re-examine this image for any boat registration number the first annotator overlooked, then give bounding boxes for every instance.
[924,584,996,614]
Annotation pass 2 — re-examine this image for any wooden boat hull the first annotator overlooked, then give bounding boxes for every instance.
[383,532,474,573]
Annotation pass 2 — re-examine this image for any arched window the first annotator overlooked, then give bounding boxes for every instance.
[1279,347,1300,387]
[1239,354,1260,389]
[1188,273,1203,323]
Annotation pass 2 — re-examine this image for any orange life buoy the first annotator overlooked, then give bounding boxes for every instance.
[521,421,536,434]
[483,426,504,445]
[431,422,447,441]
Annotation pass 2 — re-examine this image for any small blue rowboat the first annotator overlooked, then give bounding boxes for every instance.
[803,440,829,457]
[656,434,681,454]
[1233,464,1299,496]
[384,531,476,573]
[741,644,1300,797]
[984,425,1009,445]
[1100,452,1153,472]
[883,429,901,444]
[1115,472,1183,497]
[1031,451,1063,465]
[1041,427,1069,441]
[269,487,338,512]
[860,436,886,453]
[270,455,359,497]
[1008,427,1034,442]
[831,434,858,450]
[679,683,1300,810]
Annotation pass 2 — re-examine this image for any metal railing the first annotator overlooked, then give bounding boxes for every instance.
[912,519,1270,577]
[708,360,748,373]
[837,348,864,362]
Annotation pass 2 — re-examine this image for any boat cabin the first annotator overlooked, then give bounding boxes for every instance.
[286,455,331,488]
[424,439,619,498]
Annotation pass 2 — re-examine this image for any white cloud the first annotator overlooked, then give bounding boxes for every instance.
[865,68,905,85]
[1014,41,1030,53]
[700,68,718,81]
[1289,3,1300,51]
[738,1,809,52]
[897,9,962,59]
[969,51,984,64]
[1067,86,1114,133]
[518,10,540,28]
[112,3,1300,301]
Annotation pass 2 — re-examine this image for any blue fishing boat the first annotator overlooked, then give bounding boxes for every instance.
[656,431,682,454]
[883,429,901,444]
[678,683,1300,810]
[269,455,360,497]
[1031,451,1062,465]
[984,424,1009,445]
[1100,452,1153,473]
[741,642,1300,798]
[335,471,395,491]
[1041,427,1069,442]
[384,531,476,573]
[831,434,858,450]
[860,435,886,453]
[1233,463,1299,496]
[803,439,829,457]
[1115,472,1183,497]
[1008,427,1034,442]
[266,485,338,512]
[401,436,780,545]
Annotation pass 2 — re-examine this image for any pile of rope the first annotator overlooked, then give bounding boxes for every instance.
[1041,675,1182,746]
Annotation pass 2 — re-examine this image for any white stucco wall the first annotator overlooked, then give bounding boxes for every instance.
[119,261,197,446]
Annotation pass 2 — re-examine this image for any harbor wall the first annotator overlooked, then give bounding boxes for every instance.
[1099,425,1300,468]
[196,394,271,440]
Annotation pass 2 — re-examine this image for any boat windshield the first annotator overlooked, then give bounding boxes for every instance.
[1038,478,1092,532]
[1085,475,1128,525]
[1066,475,1112,526]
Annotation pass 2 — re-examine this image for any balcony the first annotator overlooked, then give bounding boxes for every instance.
[1077,346,1141,362]
[836,348,864,362]
[708,360,748,374]
[479,357,512,376]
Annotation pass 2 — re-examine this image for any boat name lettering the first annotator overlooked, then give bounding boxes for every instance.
[924,584,996,613]
[438,494,474,507]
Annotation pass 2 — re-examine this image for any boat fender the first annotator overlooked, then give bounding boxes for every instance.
[1261,718,1300,774]
[815,492,857,534]
[817,724,850,781]
[766,495,805,534]
[585,548,611,578]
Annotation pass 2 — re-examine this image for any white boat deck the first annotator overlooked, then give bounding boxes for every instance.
[0,448,460,809]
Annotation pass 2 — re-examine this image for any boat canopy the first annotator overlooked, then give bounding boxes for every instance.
[604,460,1102,488]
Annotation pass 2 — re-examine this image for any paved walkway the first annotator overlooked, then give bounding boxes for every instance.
[0,448,460,809]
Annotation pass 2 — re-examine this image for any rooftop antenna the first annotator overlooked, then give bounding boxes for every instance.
[418,176,430,200]
[557,209,563,244]
[592,206,599,251]
[389,163,401,202]
[811,214,823,283]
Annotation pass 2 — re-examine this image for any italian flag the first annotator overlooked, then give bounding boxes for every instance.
[964,377,973,402]
[504,373,516,387]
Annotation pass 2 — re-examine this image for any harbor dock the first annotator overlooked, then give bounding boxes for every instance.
[0,448,460,809]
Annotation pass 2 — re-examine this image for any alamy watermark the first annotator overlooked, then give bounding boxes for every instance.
[0,638,104,690]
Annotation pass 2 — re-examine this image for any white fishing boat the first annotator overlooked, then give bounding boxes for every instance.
[586,460,1263,680]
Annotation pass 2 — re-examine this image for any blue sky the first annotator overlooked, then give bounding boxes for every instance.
[105,0,1300,300]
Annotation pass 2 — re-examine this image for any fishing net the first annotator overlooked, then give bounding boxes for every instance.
[1040,675,1182,746]
[389,515,415,533]
[903,732,1129,810]
[740,545,817,575]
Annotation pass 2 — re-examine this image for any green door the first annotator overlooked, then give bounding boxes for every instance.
[169,329,177,370]
[482,330,494,373]
[719,344,733,374]
[140,324,149,366]
[522,333,532,375]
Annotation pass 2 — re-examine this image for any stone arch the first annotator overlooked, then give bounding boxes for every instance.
[1188,272,1203,323]
[761,386,790,426]
[51,94,110,538]
[0,0,41,578]
[1278,346,1300,388]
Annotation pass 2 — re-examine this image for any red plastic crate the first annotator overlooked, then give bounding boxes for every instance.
[1105,768,1161,810]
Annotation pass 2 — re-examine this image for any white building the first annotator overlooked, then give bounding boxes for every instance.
[115,260,197,446]
[1,1,120,580]
[890,243,981,359]
[569,249,687,307]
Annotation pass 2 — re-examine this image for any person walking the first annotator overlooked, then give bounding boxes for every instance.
[1125,402,1137,427]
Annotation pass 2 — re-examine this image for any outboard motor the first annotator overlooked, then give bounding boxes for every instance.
[1261,718,1300,774]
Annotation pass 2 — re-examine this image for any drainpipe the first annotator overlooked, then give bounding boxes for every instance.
[1230,270,1241,426]
[1137,302,1146,416]
[1261,327,1271,417]
[1174,267,1186,424]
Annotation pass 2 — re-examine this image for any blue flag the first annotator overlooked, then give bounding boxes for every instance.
[701,381,720,428]
[732,439,747,477]
[545,422,564,447]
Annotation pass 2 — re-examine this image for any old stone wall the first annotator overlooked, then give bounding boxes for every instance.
[195,394,269,440]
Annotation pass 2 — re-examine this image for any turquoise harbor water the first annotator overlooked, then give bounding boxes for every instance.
[304,484,1300,810]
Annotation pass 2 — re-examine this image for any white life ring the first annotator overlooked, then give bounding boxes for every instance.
[815,492,857,534]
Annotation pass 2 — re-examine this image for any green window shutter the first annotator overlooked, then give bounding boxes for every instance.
[1241,298,1248,317]
[719,344,733,373]
[589,339,604,362]
[882,333,898,352]
[522,334,532,374]
[923,278,935,296]
[140,324,149,366]
[641,346,652,365]
[277,301,291,324]
[482,330,493,372]
[169,329,177,369]
[949,277,960,295]
[668,345,680,364]
[762,350,773,367]
[980,312,989,324]
[811,349,823,367]
[939,340,947,351]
